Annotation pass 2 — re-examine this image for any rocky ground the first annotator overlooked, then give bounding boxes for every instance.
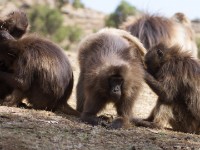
[0,51,200,150]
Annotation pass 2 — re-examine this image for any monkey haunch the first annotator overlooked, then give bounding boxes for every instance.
[143,43,200,133]
[76,28,146,129]
[0,30,79,116]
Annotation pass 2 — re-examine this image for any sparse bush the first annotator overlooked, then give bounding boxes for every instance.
[105,0,136,27]
[66,25,83,42]
[28,4,83,49]
[29,5,77,43]
[29,5,63,36]
[53,26,69,43]
[56,0,69,8]
[72,0,84,9]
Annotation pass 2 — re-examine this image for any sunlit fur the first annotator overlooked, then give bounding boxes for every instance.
[144,43,200,133]
[0,11,28,103]
[0,32,79,116]
[121,13,198,57]
[0,10,28,39]
[76,28,145,128]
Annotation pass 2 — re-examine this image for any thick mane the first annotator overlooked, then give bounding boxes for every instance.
[158,46,200,80]
[78,31,131,69]
[78,28,147,73]
[123,14,174,49]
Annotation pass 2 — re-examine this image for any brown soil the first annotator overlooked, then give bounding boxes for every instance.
[0,51,200,150]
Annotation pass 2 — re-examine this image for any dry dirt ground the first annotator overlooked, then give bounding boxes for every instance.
[0,51,200,150]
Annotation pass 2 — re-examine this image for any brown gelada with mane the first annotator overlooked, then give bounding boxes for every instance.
[76,28,146,129]
[0,10,28,102]
[0,29,80,117]
[122,13,198,57]
[136,43,200,133]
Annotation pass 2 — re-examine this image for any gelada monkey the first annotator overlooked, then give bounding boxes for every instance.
[76,28,146,129]
[0,30,79,116]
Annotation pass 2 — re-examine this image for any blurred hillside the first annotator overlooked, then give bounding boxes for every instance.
[1,0,200,52]
[0,0,106,50]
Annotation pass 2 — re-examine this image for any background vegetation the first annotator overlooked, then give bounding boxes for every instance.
[28,0,84,49]
[105,0,137,28]
[26,0,200,56]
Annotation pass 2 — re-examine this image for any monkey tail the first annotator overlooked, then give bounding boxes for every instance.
[98,27,147,56]
[55,73,80,117]
[55,103,80,117]
[131,118,160,129]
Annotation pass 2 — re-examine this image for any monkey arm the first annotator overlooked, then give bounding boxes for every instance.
[144,71,165,95]
[81,93,107,126]
[0,71,28,91]
[144,71,173,103]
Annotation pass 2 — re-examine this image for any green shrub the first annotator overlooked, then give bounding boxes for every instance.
[56,0,69,8]
[105,0,136,27]
[29,5,63,36]
[66,25,83,42]
[72,0,84,9]
[53,26,69,42]
[28,4,83,47]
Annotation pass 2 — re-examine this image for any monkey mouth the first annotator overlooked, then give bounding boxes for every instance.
[110,92,121,101]
[0,62,7,71]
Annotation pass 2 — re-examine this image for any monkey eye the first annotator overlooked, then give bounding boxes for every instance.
[157,49,163,58]
[109,75,124,86]
[0,61,4,67]
[7,52,16,57]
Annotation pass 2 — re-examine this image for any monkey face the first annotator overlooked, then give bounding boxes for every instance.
[108,75,123,101]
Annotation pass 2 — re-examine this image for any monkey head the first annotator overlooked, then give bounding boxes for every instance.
[1,11,28,39]
[144,43,167,75]
[0,30,18,72]
[88,63,130,102]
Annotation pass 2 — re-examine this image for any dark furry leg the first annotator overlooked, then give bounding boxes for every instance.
[2,90,24,107]
[76,73,85,112]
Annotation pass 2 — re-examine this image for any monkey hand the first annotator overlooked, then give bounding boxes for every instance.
[106,117,131,129]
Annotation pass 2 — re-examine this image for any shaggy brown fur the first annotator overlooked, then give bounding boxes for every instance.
[0,10,28,39]
[0,30,79,116]
[171,12,191,26]
[137,43,200,133]
[0,11,28,102]
[76,28,146,129]
[122,13,198,57]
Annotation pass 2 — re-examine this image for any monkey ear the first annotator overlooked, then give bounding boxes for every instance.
[157,49,164,58]
[0,30,15,42]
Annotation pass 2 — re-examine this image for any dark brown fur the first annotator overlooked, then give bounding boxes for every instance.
[122,14,198,57]
[139,43,200,133]
[0,30,79,116]
[0,11,28,102]
[76,28,145,129]
[0,10,28,39]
